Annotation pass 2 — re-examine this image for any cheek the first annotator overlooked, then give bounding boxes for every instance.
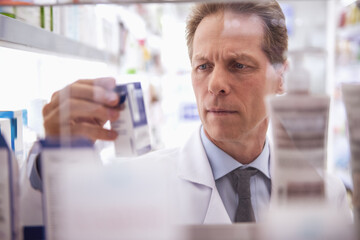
[246,70,276,100]
[264,66,281,94]
[191,72,200,89]
[192,74,207,98]
[240,79,268,114]
[191,78,204,109]
[191,78,200,98]
[236,79,265,102]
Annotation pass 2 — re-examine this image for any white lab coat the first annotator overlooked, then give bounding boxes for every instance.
[132,125,351,225]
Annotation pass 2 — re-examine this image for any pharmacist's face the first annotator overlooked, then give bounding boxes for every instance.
[191,11,283,143]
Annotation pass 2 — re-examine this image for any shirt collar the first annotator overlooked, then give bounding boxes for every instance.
[200,126,270,180]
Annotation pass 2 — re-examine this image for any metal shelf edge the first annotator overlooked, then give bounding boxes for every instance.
[0,14,118,64]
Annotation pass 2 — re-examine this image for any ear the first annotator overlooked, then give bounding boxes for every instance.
[275,61,288,95]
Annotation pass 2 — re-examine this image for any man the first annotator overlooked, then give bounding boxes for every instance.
[31,1,349,224]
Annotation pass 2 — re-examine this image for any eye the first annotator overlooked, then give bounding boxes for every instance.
[235,63,246,69]
[198,64,208,70]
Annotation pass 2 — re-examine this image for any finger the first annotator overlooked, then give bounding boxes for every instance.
[60,99,120,123]
[73,117,108,129]
[49,77,116,102]
[43,98,120,133]
[70,122,118,141]
[44,122,118,141]
[42,101,53,120]
[48,83,119,112]
[69,83,119,107]
[42,90,61,117]
[76,77,116,90]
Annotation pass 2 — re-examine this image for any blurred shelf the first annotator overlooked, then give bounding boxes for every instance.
[335,62,360,84]
[337,62,360,68]
[0,0,255,5]
[0,0,347,6]
[338,24,360,41]
[0,14,118,63]
[288,47,327,56]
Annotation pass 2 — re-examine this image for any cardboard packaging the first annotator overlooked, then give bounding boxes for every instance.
[111,82,151,157]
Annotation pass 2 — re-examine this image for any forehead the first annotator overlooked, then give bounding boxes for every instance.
[192,10,265,59]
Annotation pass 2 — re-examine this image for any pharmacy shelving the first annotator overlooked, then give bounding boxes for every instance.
[288,47,327,56]
[329,1,360,191]
[338,24,360,41]
[1,0,209,5]
[0,14,117,63]
[75,0,225,3]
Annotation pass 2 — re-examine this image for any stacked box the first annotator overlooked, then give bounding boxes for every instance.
[0,118,11,148]
[342,83,360,238]
[0,111,24,162]
[267,94,330,205]
[0,133,19,240]
[39,138,98,240]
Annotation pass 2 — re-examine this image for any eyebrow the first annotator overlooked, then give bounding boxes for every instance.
[191,55,207,63]
[228,53,259,66]
[192,53,259,66]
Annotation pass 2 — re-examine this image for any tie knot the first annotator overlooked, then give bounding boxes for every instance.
[231,167,258,180]
[230,167,258,196]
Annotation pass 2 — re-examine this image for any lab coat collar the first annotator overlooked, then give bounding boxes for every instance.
[177,124,231,224]
[177,125,215,187]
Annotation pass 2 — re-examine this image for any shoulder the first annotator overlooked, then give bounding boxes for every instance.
[146,146,180,158]
[124,147,182,174]
[135,124,203,165]
[137,147,181,163]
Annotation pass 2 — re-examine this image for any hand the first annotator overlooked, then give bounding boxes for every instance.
[42,77,120,142]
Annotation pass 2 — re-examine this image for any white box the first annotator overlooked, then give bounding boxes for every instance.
[111,82,151,157]
[15,6,41,28]
[0,110,24,159]
[39,139,99,240]
[0,118,11,148]
[49,162,174,240]
[0,134,20,240]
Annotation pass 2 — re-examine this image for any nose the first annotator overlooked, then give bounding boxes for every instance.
[208,66,230,96]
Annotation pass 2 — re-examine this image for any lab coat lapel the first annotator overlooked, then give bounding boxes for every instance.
[177,125,231,224]
[203,185,232,224]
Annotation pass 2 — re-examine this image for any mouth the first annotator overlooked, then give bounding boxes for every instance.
[207,108,237,115]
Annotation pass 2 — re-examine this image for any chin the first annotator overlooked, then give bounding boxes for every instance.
[206,126,239,142]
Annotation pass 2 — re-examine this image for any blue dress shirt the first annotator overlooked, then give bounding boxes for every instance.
[200,126,271,222]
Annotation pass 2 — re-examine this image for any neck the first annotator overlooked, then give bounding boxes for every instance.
[205,119,268,165]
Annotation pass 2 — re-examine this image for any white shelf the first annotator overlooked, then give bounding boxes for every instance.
[288,47,327,56]
[338,24,360,41]
[0,14,117,63]
[1,0,224,4]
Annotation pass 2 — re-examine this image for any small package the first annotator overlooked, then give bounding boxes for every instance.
[111,82,151,157]
[0,110,24,160]
[0,133,20,240]
[0,118,12,148]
